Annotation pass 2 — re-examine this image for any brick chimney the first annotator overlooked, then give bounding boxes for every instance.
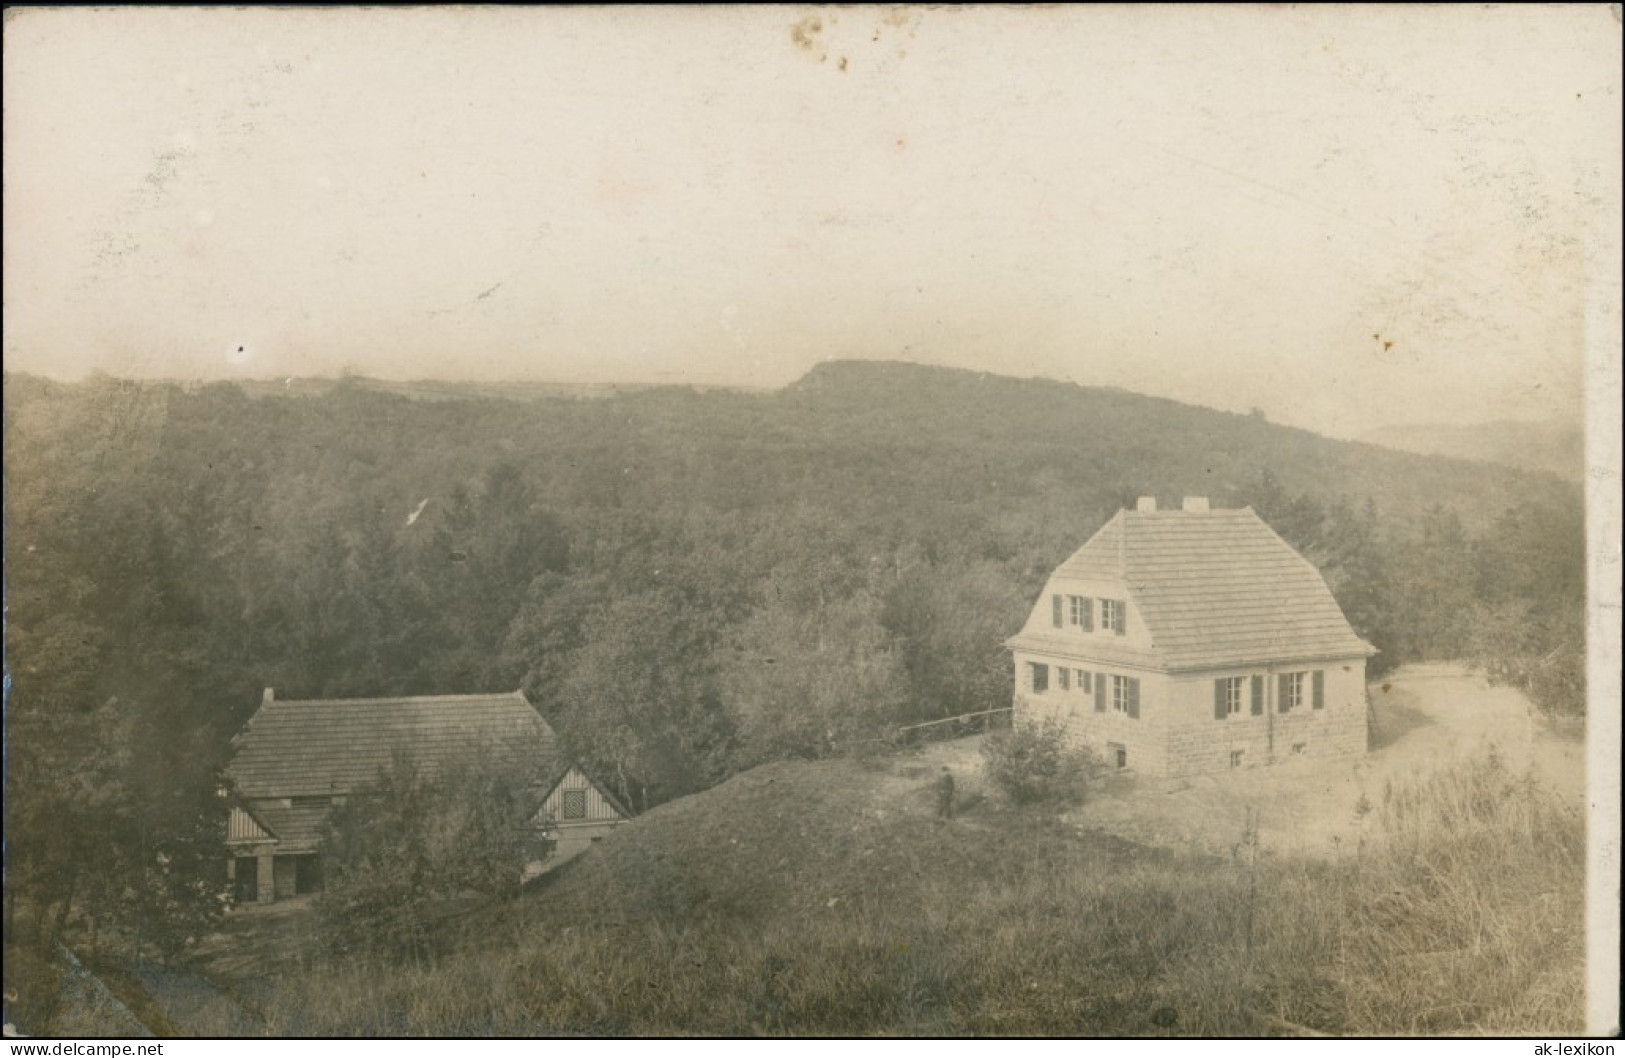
[1182,496,1210,512]
[1136,496,1157,513]
[263,687,275,705]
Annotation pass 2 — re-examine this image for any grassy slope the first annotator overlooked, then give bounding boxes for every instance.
[179,743,1583,1037]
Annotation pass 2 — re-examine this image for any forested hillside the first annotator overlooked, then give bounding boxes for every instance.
[2,361,1584,944]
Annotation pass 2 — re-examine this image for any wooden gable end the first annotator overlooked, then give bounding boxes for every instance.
[227,806,276,844]
[533,766,627,826]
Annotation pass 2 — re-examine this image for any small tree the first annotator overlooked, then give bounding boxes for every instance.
[980,718,1100,807]
[314,748,539,960]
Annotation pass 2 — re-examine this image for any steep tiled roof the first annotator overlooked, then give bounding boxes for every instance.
[227,691,558,801]
[1043,507,1372,670]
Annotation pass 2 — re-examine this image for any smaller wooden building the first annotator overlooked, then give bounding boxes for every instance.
[224,688,629,903]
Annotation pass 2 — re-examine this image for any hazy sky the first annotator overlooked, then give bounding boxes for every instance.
[3,6,1619,438]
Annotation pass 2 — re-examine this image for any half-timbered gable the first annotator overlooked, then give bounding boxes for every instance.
[532,764,635,860]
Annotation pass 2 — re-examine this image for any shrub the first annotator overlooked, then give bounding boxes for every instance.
[314,749,542,960]
[979,718,1100,806]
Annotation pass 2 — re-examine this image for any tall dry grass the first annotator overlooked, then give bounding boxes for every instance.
[160,749,1582,1037]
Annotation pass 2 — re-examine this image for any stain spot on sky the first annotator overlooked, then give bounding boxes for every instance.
[790,16,822,52]
[790,15,837,65]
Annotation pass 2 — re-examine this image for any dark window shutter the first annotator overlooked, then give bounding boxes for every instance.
[1094,675,1106,713]
[1278,673,1291,712]
[1081,597,1093,632]
[1127,679,1140,719]
[1313,670,1325,709]
[1114,602,1127,636]
[1250,674,1264,715]
[1214,679,1227,720]
[1052,595,1062,628]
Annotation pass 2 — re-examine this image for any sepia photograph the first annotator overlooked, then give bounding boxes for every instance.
[3,4,1620,1041]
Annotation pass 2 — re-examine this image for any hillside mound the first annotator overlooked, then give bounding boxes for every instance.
[521,749,1150,930]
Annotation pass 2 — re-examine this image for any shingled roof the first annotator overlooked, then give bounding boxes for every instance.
[1020,506,1373,670]
[227,690,559,802]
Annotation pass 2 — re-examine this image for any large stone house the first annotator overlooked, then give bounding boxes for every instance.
[1006,497,1374,777]
[224,689,629,903]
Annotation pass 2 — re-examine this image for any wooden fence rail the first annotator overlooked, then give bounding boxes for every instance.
[894,707,1013,733]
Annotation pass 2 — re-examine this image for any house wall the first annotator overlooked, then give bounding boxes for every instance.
[550,821,627,864]
[257,854,275,904]
[226,838,277,903]
[1162,658,1369,777]
[1011,650,1169,774]
[272,856,299,900]
[1014,652,1368,777]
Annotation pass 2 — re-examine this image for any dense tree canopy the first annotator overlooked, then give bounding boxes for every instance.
[2,363,1586,945]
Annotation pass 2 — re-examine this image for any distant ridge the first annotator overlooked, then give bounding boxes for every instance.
[230,377,769,403]
[2,360,1579,540]
[1357,419,1582,482]
[770,359,1577,535]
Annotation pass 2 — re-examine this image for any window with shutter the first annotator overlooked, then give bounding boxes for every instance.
[1280,672,1306,711]
[1029,662,1049,693]
[1312,670,1325,709]
[1094,675,1106,712]
[1057,667,1070,691]
[1250,674,1264,715]
[1068,595,1093,631]
[1110,675,1139,715]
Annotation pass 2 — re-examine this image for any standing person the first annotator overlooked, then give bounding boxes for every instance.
[935,766,955,819]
